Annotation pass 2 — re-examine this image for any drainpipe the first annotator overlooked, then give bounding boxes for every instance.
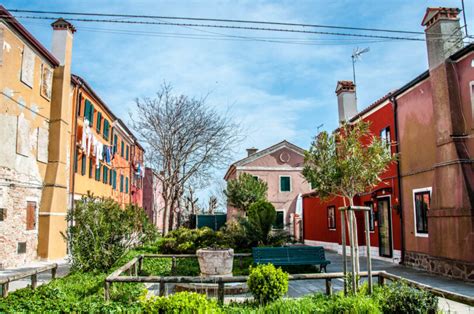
[390,95,405,265]
[69,83,83,253]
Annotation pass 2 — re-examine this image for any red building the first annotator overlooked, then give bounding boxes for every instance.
[303,84,402,261]
[304,7,473,281]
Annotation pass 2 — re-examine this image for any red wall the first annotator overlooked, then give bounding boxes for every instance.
[303,101,402,252]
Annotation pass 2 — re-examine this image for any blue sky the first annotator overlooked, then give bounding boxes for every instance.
[4,0,472,206]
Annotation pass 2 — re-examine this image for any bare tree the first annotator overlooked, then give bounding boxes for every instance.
[131,83,241,234]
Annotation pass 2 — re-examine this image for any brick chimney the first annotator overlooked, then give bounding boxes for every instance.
[421,7,463,70]
[38,18,75,260]
[246,147,258,157]
[420,8,473,265]
[335,80,357,123]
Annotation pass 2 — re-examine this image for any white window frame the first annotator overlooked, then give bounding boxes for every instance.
[279,175,292,193]
[327,205,336,231]
[412,187,431,238]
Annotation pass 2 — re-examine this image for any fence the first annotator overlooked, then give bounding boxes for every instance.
[191,214,227,231]
[0,263,58,298]
[105,254,474,306]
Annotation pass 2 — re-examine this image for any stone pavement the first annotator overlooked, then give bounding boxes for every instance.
[287,250,474,313]
[0,258,70,293]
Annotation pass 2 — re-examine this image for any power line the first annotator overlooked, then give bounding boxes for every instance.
[2,14,426,42]
[7,8,425,35]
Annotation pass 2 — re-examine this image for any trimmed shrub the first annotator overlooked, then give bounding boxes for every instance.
[157,227,226,254]
[247,264,289,304]
[140,291,221,313]
[65,194,158,272]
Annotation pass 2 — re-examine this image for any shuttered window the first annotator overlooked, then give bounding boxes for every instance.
[84,100,94,123]
[74,150,78,173]
[120,175,124,192]
[126,145,129,161]
[89,157,93,178]
[121,141,124,157]
[113,135,118,154]
[273,211,284,229]
[81,154,86,176]
[112,170,117,190]
[125,177,129,193]
[103,120,110,141]
[26,201,36,230]
[280,176,291,192]
[103,167,108,184]
[96,112,102,133]
[95,164,101,181]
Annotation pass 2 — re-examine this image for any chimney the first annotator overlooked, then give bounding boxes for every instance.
[421,7,463,70]
[335,80,357,123]
[37,18,75,260]
[246,147,258,156]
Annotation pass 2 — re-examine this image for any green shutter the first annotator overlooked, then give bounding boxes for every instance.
[273,211,284,229]
[95,164,101,181]
[112,170,116,190]
[121,141,124,157]
[104,120,109,141]
[113,135,118,154]
[126,145,129,161]
[89,105,94,124]
[84,100,89,120]
[74,150,78,173]
[120,175,124,192]
[96,112,102,132]
[280,176,291,192]
[81,154,86,175]
[89,158,93,178]
[125,177,129,193]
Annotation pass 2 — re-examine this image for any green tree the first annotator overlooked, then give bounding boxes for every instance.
[64,193,157,272]
[224,173,268,213]
[303,121,396,288]
[247,200,277,245]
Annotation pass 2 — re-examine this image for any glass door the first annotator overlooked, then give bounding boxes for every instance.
[377,197,393,258]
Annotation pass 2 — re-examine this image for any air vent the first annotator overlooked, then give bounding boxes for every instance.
[17,242,27,254]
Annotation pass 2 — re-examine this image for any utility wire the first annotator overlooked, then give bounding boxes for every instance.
[2,14,426,41]
[7,8,425,35]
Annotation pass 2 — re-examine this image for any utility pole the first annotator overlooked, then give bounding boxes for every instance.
[351,47,370,100]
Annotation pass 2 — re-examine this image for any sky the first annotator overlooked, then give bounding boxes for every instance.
[3,0,473,208]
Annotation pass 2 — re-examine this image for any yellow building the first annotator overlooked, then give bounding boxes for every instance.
[0,7,74,267]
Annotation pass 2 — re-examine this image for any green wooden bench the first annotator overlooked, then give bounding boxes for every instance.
[252,246,331,272]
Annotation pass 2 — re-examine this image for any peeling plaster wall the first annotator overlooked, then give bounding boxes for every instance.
[0,22,54,268]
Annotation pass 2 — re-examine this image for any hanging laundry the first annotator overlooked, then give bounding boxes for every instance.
[86,129,93,157]
[81,119,90,151]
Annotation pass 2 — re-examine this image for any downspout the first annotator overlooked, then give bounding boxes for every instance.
[390,95,405,265]
[69,82,83,253]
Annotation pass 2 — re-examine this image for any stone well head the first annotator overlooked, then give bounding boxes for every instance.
[196,248,234,277]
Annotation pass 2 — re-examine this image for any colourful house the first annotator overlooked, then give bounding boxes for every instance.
[224,141,311,239]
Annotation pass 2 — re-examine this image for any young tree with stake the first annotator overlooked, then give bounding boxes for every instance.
[302,120,395,290]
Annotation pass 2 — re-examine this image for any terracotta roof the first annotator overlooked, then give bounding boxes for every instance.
[349,91,394,122]
[421,7,460,27]
[0,6,59,67]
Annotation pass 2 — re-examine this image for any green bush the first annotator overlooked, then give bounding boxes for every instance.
[158,227,227,254]
[247,264,289,304]
[140,291,221,313]
[376,281,438,314]
[65,194,158,272]
[246,200,276,245]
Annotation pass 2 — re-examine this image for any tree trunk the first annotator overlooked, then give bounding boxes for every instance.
[349,198,360,291]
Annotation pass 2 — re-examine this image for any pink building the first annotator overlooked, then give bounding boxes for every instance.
[143,167,165,233]
[224,141,311,240]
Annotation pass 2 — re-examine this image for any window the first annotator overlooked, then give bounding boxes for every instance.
[274,211,284,229]
[327,206,336,229]
[40,63,53,99]
[84,100,94,124]
[121,141,124,157]
[96,112,102,133]
[17,242,27,254]
[414,188,431,235]
[113,135,118,154]
[0,208,6,221]
[112,170,117,190]
[120,174,124,192]
[81,154,86,176]
[280,176,291,192]
[380,127,391,152]
[364,201,375,231]
[103,167,108,184]
[95,164,101,181]
[26,201,36,231]
[74,150,78,173]
[126,145,129,161]
[125,177,129,194]
[103,120,110,141]
[89,157,93,178]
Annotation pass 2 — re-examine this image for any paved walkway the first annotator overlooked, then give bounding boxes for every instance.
[0,259,70,293]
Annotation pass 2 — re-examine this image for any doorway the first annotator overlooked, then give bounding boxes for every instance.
[377,197,392,258]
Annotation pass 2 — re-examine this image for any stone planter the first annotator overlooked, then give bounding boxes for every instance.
[196,248,234,277]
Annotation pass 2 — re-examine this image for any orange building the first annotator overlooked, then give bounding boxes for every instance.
[70,75,144,207]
